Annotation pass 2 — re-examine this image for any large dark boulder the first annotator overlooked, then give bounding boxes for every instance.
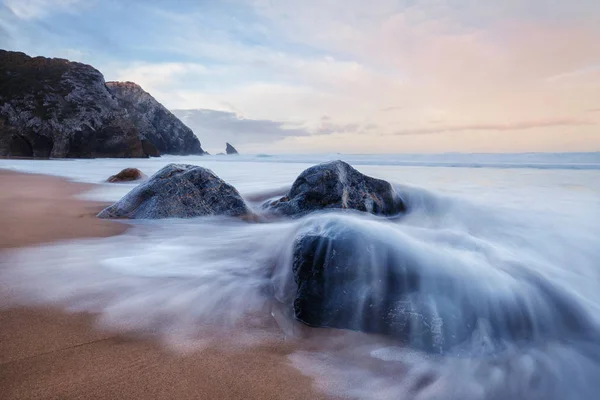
[264,160,405,217]
[292,216,593,352]
[226,142,238,155]
[98,164,250,219]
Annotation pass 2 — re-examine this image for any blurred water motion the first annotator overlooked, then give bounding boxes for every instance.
[1,156,599,399]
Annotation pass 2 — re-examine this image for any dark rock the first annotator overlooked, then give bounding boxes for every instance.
[141,139,160,157]
[0,50,204,158]
[264,160,405,217]
[0,119,33,157]
[292,217,455,352]
[106,82,205,155]
[226,142,239,155]
[107,168,146,183]
[98,163,250,219]
[0,50,145,158]
[292,217,594,352]
[8,134,33,157]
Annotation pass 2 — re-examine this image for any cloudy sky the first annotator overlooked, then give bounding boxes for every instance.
[1,0,599,153]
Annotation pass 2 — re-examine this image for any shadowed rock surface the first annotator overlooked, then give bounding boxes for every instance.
[0,51,203,158]
[106,82,205,156]
[292,217,456,352]
[107,168,146,183]
[292,216,594,353]
[263,160,405,217]
[0,51,144,158]
[141,139,160,157]
[98,164,250,219]
[226,142,239,155]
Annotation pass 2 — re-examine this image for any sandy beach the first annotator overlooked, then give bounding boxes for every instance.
[0,170,326,400]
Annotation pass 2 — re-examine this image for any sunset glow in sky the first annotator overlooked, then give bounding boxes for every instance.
[1,0,599,153]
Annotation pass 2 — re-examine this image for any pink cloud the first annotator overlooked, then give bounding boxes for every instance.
[394,118,596,135]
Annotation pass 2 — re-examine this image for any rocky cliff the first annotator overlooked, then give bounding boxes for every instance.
[106,82,204,156]
[0,50,204,158]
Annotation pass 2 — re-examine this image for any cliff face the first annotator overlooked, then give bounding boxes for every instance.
[0,51,204,158]
[106,82,204,156]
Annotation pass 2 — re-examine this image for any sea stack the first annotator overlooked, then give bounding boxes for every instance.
[226,142,239,155]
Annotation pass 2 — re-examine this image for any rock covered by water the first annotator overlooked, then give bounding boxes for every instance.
[291,215,595,353]
[264,160,405,217]
[106,82,204,156]
[226,142,239,155]
[98,164,250,219]
[0,50,204,158]
[292,216,461,352]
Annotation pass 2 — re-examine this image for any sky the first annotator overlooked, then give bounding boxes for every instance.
[1,0,599,154]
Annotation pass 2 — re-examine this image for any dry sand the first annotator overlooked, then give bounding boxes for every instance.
[0,170,327,400]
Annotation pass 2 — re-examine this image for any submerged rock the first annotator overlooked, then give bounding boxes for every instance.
[292,218,456,352]
[98,164,250,219]
[292,216,593,352]
[107,168,145,183]
[264,160,405,217]
[226,142,239,155]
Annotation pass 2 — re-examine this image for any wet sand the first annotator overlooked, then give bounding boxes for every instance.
[0,170,127,248]
[0,170,326,400]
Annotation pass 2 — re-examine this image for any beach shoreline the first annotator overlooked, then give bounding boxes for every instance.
[0,170,326,400]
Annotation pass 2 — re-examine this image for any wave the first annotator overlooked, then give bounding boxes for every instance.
[1,183,599,399]
[192,152,600,170]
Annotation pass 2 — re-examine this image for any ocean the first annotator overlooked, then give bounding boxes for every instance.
[1,152,599,399]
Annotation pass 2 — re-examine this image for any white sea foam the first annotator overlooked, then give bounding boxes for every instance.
[0,154,599,399]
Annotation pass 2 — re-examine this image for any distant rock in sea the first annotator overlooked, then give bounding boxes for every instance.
[226,142,239,155]
[0,50,205,158]
[98,164,250,219]
[263,160,405,217]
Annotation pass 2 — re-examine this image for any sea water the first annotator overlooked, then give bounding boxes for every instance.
[1,153,599,399]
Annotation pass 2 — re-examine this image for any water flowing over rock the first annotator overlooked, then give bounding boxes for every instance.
[107,168,145,183]
[0,50,204,158]
[292,217,455,352]
[226,142,239,155]
[263,160,405,217]
[292,216,594,353]
[98,164,250,219]
[106,82,204,156]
